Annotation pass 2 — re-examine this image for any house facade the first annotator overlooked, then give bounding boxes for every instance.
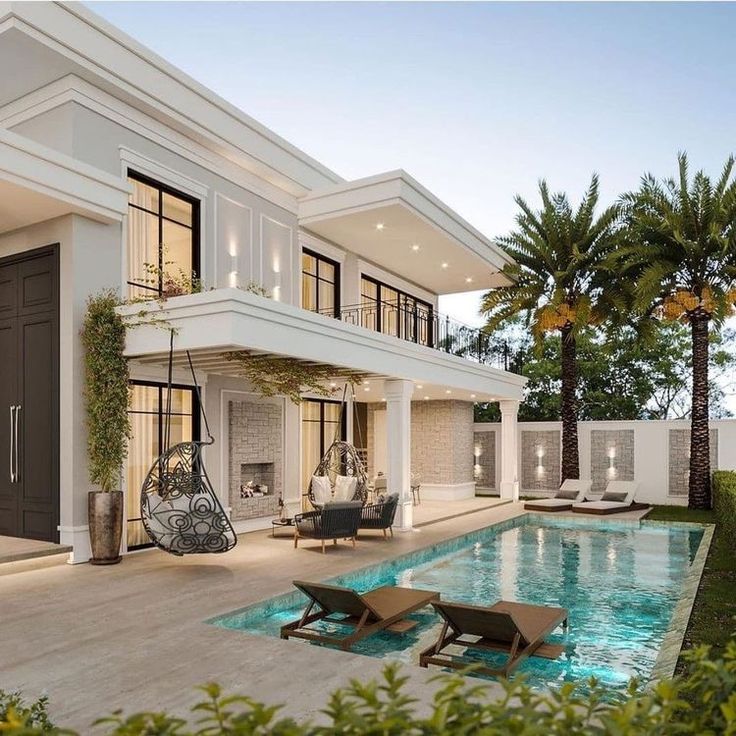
[0,1,524,562]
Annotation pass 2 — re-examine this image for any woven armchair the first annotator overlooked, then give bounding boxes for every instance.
[359,493,399,538]
[294,501,363,553]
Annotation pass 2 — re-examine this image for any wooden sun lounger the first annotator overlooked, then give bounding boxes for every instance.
[420,599,568,677]
[280,580,439,651]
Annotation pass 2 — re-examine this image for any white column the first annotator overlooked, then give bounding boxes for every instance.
[499,399,519,501]
[385,378,414,530]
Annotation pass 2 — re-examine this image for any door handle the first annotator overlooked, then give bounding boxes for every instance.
[8,405,14,483]
[14,404,20,484]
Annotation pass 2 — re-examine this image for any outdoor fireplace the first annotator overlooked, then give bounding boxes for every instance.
[228,400,282,520]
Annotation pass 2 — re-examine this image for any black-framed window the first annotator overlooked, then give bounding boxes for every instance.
[125,381,200,550]
[360,275,434,347]
[302,248,340,317]
[126,170,200,300]
[301,398,345,501]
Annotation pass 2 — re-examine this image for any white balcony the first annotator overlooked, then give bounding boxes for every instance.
[120,288,525,402]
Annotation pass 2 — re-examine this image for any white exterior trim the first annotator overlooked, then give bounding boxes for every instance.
[0,127,129,225]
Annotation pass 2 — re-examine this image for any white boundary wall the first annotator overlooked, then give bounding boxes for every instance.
[473,419,736,506]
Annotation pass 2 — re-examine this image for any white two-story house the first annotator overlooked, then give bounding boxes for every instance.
[0,1,525,562]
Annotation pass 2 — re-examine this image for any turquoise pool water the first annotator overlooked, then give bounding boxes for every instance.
[210,515,705,691]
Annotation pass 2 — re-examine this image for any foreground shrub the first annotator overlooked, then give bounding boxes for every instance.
[2,642,736,734]
[714,470,736,540]
[0,690,55,732]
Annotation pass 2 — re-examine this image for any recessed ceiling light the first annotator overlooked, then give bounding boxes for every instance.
[381,397,386,402]
[424,395,430,400]
[330,381,337,388]
[441,262,449,269]
[416,384,423,389]
[364,380,370,385]
[376,223,385,231]
[445,389,452,394]
[364,387,370,392]
[470,394,476,399]
[411,243,420,252]
[465,277,473,283]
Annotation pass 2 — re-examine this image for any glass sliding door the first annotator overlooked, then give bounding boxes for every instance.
[126,382,199,550]
[300,398,345,508]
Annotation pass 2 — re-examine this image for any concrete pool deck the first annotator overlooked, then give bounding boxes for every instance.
[1,499,519,731]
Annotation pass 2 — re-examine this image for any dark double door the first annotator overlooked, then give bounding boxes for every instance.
[0,247,59,542]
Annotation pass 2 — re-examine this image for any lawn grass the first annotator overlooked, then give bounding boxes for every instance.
[646,505,736,658]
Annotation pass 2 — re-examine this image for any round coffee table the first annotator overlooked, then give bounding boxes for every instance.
[271,517,295,537]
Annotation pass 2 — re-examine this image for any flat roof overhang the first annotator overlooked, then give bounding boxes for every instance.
[0,128,129,233]
[298,170,515,295]
[119,289,525,403]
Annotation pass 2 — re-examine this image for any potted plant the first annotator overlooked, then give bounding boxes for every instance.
[81,290,131,564]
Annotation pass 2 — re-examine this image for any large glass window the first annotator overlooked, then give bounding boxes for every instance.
[301,248,340,316]
[126,382,199,550]
[127,171,200,300]
[360,275,433,346]
[300,398,345,507]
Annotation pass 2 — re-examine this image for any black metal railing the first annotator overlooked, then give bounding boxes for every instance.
[318,301,522,374]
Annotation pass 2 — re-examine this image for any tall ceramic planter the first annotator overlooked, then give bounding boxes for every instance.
[88,491,123,565]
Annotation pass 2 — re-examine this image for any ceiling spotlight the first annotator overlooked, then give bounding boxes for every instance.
[416,384,423,389]
[376,223,385,231]
[465,277,473,283]
[445,389,452,394]
[441,262,449,269]
[329,381,337,388]
[470,393,476,399]
[364,387,370,392]
[411,243,420,252]
[424,395,430,400]
[381,397,386,402]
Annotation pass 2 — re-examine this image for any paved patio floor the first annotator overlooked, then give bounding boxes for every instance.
[1,500,524,731]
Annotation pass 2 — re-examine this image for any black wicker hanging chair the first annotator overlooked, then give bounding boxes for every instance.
[307,386,369,508]
[140,333,237,556]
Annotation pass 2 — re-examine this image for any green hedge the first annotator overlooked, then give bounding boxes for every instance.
[713,470,736,540]
[3,642,736,735]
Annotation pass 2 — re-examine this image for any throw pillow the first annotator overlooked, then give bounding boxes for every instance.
[311,475,333,506]
[555,489,579,500]
[601,491,629,503]
[334,475,358,501]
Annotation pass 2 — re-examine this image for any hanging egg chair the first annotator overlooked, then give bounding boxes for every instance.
[140,333,237,555]
[307,386,369,508]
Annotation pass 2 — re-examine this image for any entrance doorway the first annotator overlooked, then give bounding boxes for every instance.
[0,246,59,541]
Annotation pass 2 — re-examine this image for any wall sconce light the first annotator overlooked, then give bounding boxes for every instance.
[474,446,482,459]
[228,253,239,288]
[535,444,545,477]
[607,446,617,478]
[272,269,282,301]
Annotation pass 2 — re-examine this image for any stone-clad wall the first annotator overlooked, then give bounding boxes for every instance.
[668,428,718,497]
[520,430,561,491]
[590,429,635,494]
[228,401,282,520]
[366,400,474,486]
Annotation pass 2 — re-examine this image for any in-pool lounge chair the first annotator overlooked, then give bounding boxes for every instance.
[523,479,592,512]
[420,599,568,677]
[572,480,640,515]
[281,580,439,651]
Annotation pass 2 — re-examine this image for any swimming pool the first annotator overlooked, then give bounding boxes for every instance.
[210,514,707,691]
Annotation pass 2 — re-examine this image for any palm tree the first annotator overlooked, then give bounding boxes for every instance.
[616,154,736,509]
[481,176,620,481]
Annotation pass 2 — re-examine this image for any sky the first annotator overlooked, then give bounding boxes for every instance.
[88,1,736,409]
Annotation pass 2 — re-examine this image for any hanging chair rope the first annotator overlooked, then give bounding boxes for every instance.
[140,330,236,556]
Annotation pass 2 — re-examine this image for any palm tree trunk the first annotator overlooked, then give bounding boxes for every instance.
[688,314,711,509]
[560,326,580,481]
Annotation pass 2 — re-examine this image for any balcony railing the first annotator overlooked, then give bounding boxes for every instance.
[319,302,522,374]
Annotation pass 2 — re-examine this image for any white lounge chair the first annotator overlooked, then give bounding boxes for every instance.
[524,479,592,512]
[572,480,639,515]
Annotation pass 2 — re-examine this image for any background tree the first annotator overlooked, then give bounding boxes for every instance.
[474,320,736,422]
[481,176,620,481]
[615,154,736,508]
